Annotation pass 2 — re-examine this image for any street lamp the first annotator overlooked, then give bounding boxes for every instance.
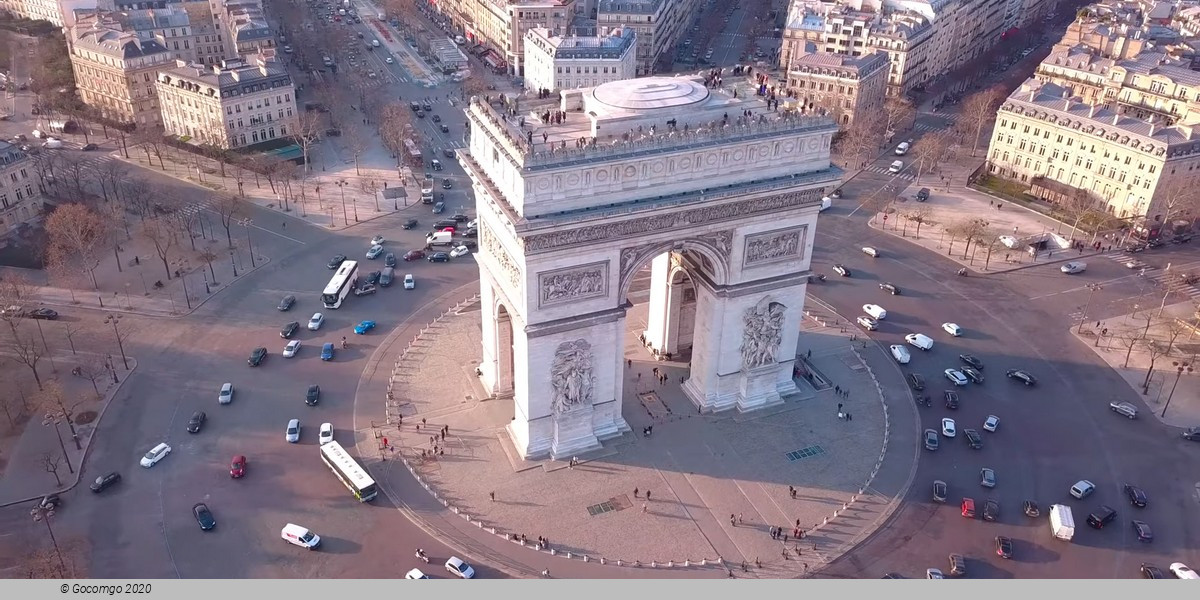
[1076,283,1103,333]
[238,218,256,267]
[229,248,238,277]
[175,258,192,310]
[103,314,129,370]
[1162,361,1193,418]
[335,179,350,225]
[29,504,68,578]
[41,413,73,474]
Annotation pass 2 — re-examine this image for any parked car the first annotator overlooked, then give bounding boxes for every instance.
[1124,484,1148,508]
[28,308,58,320]
[857,316,879,331]
[1023,500,1040,517]
[964,428,982,449]
[890,345,911,364]
[941,418,956,437]
[942,322,963,337]
[1109,401,1138,419]
[404,274,415,289]
[308,313,325,330]
[1142,564,1168,579]
[980,467,996,488]
[959,354,984,370]
[995,536,1013,558]
[924,428,939,450]
[983,415,999,432]
[907,373,926,391]
[366,245,384,259]
[945,368,969,386]
[879,282,901,295]
[961,366,984,384]
[1070,479,1096,499]
[319,422,334,445]
[286,419,301,443]
[445,556,475,579]
[944,390,960,409]
[428,252,450,263]
[983,499,1000,522]
[402,219,419,230]
[1132,520,1154,542]
[832,264,850,277]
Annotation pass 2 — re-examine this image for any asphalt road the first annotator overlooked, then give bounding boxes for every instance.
[805,178,1200,579]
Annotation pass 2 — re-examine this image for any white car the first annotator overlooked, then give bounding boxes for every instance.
[945,368,969,386]
[218,382,234,405]
[370,235,385,245]
[1170,562,1198,579]
[856,316,878,331]
[941,418,956,438]
[466,218,478,229]
[999,235,1020,249]
[445,556,475,578]
[140,442,172,468]
[942,322,962,337]
[905,333,934,350]
[405,568,429,579]
[1060,261,1087,274]
[286,419,301,443]
[308,312,325,331]
[888,160,904,173]
[404,274,415,289]
[366,245,384,259]
[863,304,887,320]
[385,56,395,64]
[926,568,944,579]
[450,245,471,258]
[283,340,302,357]
[983,415,999,432]
[890,344,911,364]
[318,422,334,445]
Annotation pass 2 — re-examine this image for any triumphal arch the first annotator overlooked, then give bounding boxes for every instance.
[460,77,840,460]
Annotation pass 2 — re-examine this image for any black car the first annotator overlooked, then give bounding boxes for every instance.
[90,472,121,493]
[428,252,450,262]
[1023,500,1040,517]
[278,294,296,311]
[964,428,982,449]
[983,499,1000,522]
[28,308,58,320]
[366,270,382,285]
[944,389,959,409]
[385,253,397,267]
[959,354,984,370]
[280,321,300,339]
[907,373,925,391]
[193,503,216,531]
[915,187,930,202]
[961,366,984,384]
[248,347,267,366]
[403,218,419,230]
[1006,369,1037,386]
[442,178,452,189]
[81,143,99,151]
[443,148,455,158]
[1123,484,1148,508]
[440,124,450,133]
[463,227,478,238]
[1086,505,1117,529]
[434,219,458,230]
[1132,520,1153,542]
[1141,564,1167,579]
[327,255,347,269]
[933,480,947,503]
[459,240,478,250]
[833,264,850,277]
[306,384,320,406]
[452,213,470,222]
[186,411,207,433]
[994,536,1012,558]
[1184,427,1200,442]
[879,282,900,295]
[432,114,441,122]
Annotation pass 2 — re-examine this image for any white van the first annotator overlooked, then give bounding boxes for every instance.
[895,141,910,155]
[42,138,63,149]
[905,333,934,350]
[281,523,321,549]
[863,304,887,320]
[889,160,904,173]
[890,344,911,364]
[861,246,879,257]
[819,197,832,212]
[426,231,452,245]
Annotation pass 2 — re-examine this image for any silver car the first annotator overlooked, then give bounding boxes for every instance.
[286,419,301,443]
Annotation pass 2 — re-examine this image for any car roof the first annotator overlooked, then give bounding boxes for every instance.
[288,419,299,426]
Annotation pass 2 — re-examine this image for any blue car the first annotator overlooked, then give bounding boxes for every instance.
[321,343,335,361]
[354,320,376,334]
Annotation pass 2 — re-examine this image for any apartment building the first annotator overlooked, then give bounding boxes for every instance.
[523,25,636,92]
[225,2,275,61]
[595,0,695,75]
[69,14,175,126]
[452,0,576,76]
[986,78,1200,222]
[787,48,889,125]
[155,55,296,148]
[867,11,932,96]
[0,141,44,233]
[0,0,98,26]
[111,5,198,63]
[1034,45,1116,105]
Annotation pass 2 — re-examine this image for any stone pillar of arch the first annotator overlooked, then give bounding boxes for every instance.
[642,252,687,357]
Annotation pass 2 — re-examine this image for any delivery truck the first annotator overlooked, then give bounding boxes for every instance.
[1049,504,1074,541]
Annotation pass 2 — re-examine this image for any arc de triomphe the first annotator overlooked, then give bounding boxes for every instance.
[460,78,840,460]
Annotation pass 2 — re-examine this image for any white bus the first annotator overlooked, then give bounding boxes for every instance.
[319,441,377,502]
[322,260,359,309]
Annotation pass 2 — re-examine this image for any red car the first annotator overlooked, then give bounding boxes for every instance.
[403,250,426,261]
[230,455,246,478]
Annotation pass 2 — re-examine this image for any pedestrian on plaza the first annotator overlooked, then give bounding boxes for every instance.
[837,403,843,413]
[807,349,812,358]
[789,485,795,496]
[382,437,388,448]
[738,513,744,525]
[637,372,641,380]
[627,359,632,368]
[838,412,844,420]
[847,413,853,421]
[643,503,648,513]
[634,487,639,498]
[783,534,789,543]
[796,519,801,529]
[731,514,736,526]
[770,527,777,539]
[422,418,427,426]
[653,367,660,377]
[645,490,651,501]
[835,385,841,394]
[791,488,797,499]
[490,491,495,502]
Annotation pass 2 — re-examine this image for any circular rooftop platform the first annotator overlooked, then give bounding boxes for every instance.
[590,77,710,111]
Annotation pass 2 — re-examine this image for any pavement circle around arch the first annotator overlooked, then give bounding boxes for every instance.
[383,298,905,575]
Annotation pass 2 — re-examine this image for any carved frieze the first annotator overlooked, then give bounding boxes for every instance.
[743,227,806,268]
[538,262,609,308]
[480,224,523,290]
[741,302,786,370]
[523,189,822,252]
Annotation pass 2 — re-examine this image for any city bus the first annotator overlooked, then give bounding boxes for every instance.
[322,260,358,309]
[319,441,377,502]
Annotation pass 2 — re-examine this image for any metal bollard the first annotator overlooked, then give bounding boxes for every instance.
[600,557,606,565]
[583,555,590,563]
[668,560,674,567]
[651,561,657,568]
[684,560,690,567]
[565,552,572,559]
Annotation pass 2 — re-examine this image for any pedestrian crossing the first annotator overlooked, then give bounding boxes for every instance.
[1099,252,1200,299]
[861,164,916,180]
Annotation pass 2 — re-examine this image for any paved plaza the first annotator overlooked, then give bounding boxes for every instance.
[365,294,918,577]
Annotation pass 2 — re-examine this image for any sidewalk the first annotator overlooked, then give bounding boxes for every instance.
[1070,301,1200,429]
[355,293,917,577]
[862,157,1108,274]
[0,352,137,506]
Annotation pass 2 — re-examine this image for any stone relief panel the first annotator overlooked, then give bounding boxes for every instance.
[551,339,595,415]
[480,224,523,291]
[538,262,609,308]
[743,226,807,268]
[740,302,786,370]
[524,189,822,252]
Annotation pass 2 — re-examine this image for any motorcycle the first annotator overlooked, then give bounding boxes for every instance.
[415,550,429,564]
[807,274,827,284]
[956,268,968,277]
[916,394,931,407]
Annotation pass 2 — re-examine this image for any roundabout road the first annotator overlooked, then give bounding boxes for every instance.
[807,192,1200,578]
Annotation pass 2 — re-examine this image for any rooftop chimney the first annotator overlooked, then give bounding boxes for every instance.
[1089,105,1098,118]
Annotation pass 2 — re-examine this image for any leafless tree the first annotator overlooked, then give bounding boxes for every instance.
[837,111,885,170]
[1141,338,1170,389]
[1055,187,1100,239]
[293,111,323,174]
[1153,177,1200,225]
[5,327,45,389]
[379,102,412,167]
[959,218,991,260]
[60,320,84,356]
[38,451,64,486]
[1119,331,1144,368]
[275,161,298,212]
[360,178,381,213]
[44,203,107,290]
[133,126,168,169]
[911,131,954,184]
[35,379,87,448]
[978,229,1007,269]
[142,217,178,280]
[213,194,242,248]
[31,150,63,193]
[198,248,218,282]
[902,205,934,237]
[74,354,109,397]
[344,126,369,176]
[120,178,155,222]
[56,153,90,202]
[883,97,915,138]
[0,371,23,428]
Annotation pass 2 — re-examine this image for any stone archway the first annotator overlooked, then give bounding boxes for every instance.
[463,76,840,460]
